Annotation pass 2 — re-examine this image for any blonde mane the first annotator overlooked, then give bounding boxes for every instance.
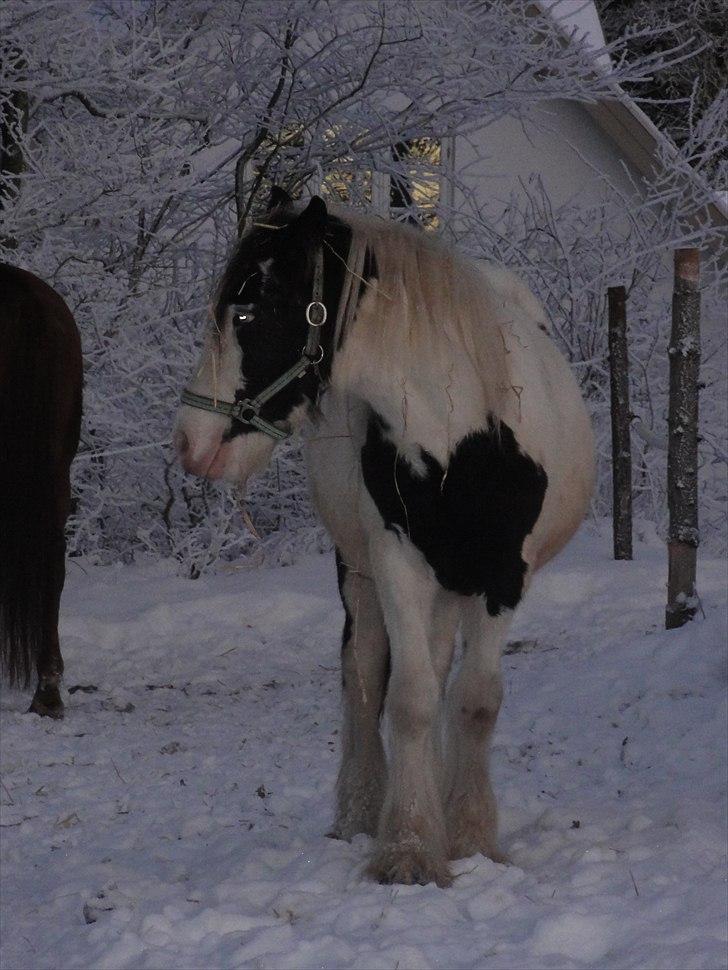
[329,208,521,428]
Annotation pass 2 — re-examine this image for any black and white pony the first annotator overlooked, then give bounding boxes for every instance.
[175,190,594,887]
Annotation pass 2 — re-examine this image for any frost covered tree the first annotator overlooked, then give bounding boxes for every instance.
[597,0,727,160]
[1,0,724,571]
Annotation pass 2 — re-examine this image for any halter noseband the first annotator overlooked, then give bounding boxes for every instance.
[180,247,327,441]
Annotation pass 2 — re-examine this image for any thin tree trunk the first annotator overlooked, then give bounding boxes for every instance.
[235,25,296,237]
[607,285,633,559]
[666,249,701,630]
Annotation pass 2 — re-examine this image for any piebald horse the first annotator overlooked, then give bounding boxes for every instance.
[175,190,594,886]
[1,264,82,718]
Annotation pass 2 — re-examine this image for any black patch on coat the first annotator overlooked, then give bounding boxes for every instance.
[334,548,353,649]
[334,548,353,688]
[362,248,378,286]
[360,413,547,616]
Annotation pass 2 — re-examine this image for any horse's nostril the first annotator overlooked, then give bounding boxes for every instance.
[173,428,189,456]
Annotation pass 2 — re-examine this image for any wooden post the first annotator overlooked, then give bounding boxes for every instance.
[607,285,633,560]
[666,249,701,630]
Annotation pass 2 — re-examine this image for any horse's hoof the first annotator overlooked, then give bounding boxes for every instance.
[446,793,501,862]
[28,690,64,719]
[366,846,452,888]
[450,842,509,865]
[448,833,506,863]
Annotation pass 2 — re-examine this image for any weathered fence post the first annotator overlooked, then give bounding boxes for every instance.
[607,285,633,559]
[666,249,701,629]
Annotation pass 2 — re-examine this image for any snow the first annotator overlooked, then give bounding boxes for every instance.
[1,525,727,970]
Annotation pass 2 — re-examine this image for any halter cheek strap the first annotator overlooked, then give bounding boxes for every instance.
[180,247,327,441]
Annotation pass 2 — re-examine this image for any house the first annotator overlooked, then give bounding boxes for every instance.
[359,0,726,338]
[240,1,724,335]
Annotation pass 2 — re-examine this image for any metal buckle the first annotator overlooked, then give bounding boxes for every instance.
[233,400,259,424]
[306,301,327,327]
[303,345,324,365]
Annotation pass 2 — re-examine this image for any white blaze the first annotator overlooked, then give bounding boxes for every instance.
[174,309,275,484]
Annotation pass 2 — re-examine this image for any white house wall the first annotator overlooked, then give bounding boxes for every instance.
[453,99,725,341]
[454,98,644,218]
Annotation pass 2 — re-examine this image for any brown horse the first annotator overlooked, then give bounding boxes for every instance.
[0,264,82,718]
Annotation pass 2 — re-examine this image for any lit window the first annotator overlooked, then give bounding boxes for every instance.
[389,137,443,230]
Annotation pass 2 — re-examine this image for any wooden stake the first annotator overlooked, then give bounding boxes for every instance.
[666,249,701,629]
[607,285,633,560]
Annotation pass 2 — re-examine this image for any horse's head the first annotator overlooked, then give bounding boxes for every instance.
[174,190,331,484]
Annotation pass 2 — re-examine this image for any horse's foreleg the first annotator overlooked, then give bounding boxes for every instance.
[427,588,460,792]
[366,533,451,888]
[444,601,511,862]
[331,552,389,841]
[430,588,460,691]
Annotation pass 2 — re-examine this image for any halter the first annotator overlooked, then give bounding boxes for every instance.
[180,247,327,441]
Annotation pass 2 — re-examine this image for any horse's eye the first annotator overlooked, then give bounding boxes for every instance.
[231,306,255,327]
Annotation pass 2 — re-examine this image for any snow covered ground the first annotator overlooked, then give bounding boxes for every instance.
[1,524,726,970]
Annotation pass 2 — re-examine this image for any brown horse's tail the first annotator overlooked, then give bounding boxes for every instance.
[0,265,82,686]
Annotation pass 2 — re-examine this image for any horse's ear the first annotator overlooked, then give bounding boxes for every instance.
[291,195,328,240]
[267,185,293,211]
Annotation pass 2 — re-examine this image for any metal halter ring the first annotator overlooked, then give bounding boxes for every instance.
[303,345,324,365]
[306,301,327,327]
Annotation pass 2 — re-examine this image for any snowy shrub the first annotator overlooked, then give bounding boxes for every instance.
[1,0,724,571]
